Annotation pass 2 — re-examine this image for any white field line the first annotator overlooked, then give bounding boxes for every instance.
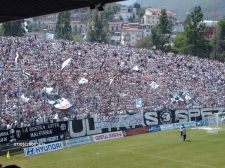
[128,150,218,168]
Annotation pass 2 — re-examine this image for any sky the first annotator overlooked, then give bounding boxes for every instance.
[118,0,137,6]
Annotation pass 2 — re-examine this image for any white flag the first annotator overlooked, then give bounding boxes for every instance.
[54,98,72,110]
[150,81,159,89]
[185,93,192,101]
[22,70,31,79]
[61,58,72,71]
[43,87,53,94]
[132,66,139,71]
[109,79,114,86]
[21,95,30,103]
[15,52,19,65]
[136,98,142,108]
[78,77,88,84]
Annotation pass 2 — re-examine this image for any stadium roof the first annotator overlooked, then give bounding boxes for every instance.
[0,0,124,23]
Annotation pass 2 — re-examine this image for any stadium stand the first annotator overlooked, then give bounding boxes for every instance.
[0,37,224,130]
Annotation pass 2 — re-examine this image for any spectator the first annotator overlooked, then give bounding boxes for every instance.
[0,36,224,129]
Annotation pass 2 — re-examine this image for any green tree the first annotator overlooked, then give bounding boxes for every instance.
[211,19,225,62]
[72,35,82,42]
[55,11,72,40]
[133,3,145,21]
[0,24,4,35]
[2,20,25,37]
[135,37,152,49]
[86,10,109,43]
[173,32,187,54]
[104,3,121,21]
[151,27,160,49]
[184,6,211,58]
[151,9,172,51]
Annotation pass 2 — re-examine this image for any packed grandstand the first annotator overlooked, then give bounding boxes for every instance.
[0,36,224,130]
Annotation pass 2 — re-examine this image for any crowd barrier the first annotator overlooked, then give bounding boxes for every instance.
[0,107,224,156]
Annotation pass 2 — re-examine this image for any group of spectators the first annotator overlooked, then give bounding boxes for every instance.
[0,36,224,129]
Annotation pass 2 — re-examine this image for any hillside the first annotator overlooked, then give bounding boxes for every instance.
[137,0,225,21]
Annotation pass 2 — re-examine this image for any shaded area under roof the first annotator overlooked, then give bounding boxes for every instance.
[0,0,123,23]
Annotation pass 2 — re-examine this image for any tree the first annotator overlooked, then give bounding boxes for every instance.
[0,24,4,35]
[173,32,187,54]
[151,27,160,49]
[135,37,152,49]
[211,19,225,62]
[184,6,211,58]
[2,20,25,37]
[104,3,121,21]
[151,9,172,51]
[55,11,72,40]
[134,3,145,20]
[86,10,109,43]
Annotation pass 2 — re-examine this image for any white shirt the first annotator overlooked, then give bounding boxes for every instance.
[180,126,183,131]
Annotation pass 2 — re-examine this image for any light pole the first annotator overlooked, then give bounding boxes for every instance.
[43,28,47,40]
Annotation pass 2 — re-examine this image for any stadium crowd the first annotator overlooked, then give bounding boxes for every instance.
[0,36,224,129]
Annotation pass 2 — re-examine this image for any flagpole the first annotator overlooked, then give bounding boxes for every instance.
[16,62,21,116]
[0,84,2,115]
[5,94,7,113]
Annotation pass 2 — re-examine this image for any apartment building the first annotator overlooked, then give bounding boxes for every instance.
[143,8,176,26]
[121,23,151,46]
[114,6,137,22]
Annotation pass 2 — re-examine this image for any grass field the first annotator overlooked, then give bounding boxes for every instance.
[1,128,225,168]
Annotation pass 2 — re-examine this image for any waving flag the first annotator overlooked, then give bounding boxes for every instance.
[21,95,30,103]
[46,94,72,110]
[54,98,72,110]
[43,87,53,94]
[61,58,72,71]
[150,81,159,89]
[132,66,139,71]
[78,77,88,84]
[15,52,19,65]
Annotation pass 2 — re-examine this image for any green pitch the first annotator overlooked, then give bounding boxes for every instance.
[1,128,225,168]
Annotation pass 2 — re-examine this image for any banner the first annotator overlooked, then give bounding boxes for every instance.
[124,128,148,136]
[13,121,68,141]
[160,124,174,131]
[27,135,65,145]
[94,112,144,130]
[160,121,196,131]
[144,107,225,126]
[24,141,63,156]
[196,120,208,126]
[64,136,91,148]
[173,121,196,129]
[92,131,124,142]
[148,125,161,132]
[0,130,11,144]
[144,109,175,126]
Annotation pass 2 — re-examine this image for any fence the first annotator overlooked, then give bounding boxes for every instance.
[1,106,224,156]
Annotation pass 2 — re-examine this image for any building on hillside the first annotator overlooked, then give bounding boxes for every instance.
[71,21,87,36]
[108,22,124,33]
[108,22,124,45]
[203,20,218,39]
[121,28,143,46]
[114,6,137,22]
[170,21,184,40]
[30,14,57,32]
[143,8,176,26]
[120,23,151,46]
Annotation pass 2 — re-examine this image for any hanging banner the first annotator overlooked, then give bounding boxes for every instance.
[24,141,63,156]
[13,121,68,141]
[0,129,11,144]
[92,131,124,142]
[94,112,144,130]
